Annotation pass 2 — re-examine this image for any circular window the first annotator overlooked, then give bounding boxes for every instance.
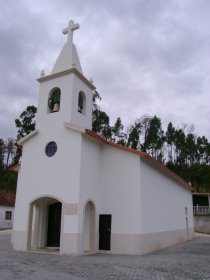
[45,142,57,157]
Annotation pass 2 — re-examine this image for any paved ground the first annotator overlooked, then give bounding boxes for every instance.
[0,231,210,280]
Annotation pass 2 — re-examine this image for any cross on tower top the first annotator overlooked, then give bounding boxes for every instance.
[63,20,80,43]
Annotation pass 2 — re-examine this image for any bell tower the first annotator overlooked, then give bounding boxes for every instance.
[36,20,95,132]
[13,21,96,256]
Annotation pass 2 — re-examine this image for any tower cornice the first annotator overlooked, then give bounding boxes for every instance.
[37,68,96,90]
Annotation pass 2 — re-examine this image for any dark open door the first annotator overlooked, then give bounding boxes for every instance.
[99,214,112,250]
[47,202,62,247]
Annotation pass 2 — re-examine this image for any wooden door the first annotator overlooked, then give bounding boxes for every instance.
[47,202,62,247]
[99,214,112,250]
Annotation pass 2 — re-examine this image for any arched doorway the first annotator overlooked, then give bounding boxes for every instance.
[83,201,96,253]
[27,197,62,251]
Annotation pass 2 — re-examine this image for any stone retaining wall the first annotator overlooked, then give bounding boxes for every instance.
[194,213,210,234]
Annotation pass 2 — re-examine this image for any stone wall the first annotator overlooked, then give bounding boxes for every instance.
[194,214,210,234]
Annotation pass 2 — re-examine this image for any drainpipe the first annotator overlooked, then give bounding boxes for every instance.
[185,207,189,240]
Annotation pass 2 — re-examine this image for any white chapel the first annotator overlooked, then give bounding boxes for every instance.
[12,20,194,255]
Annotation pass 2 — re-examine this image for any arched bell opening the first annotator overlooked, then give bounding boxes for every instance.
[48,88,61,113]
[27,196,62,252]
[78,91,86,114]
[83,200,96,254]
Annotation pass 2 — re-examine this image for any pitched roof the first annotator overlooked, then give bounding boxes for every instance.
[0,189,15,207]
[85,129,194,192]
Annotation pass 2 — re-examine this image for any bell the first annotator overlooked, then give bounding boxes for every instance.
[52,103,60,112]
[78,105,82,113]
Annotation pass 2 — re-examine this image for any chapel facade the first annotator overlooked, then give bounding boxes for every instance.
[12,20,194,255]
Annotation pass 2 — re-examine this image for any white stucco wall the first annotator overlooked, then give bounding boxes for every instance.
[100,146,141,234]
[79,137,194,238]
[0,206,14,229]
[79,137,142,235]
[13,127,83,233]
[140,157,194,234]
[78,136,102,232]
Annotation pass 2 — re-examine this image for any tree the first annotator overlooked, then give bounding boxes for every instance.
[92,90,101,110]
[139,115,151,152]
[0,138,17,193]
[15,105,37,140]
[127,121,142,149]
[146,116,165,161]
[166,122,176,162]
[111,117,125,145]
[196,136,209,164]
[185,133,197,166]
[0,168,17,193]
[92,108,112,140]
[5,138,15,167]
[14,105,37,164]
[92,92,112,140]
[92,91,126,142]
[0,138,5,169]
[187,164,210,192]
[174,128,186,166]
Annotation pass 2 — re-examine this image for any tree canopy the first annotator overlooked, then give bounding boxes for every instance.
[0,106,37,193]
[15,105,37,140]
[92,93,210,192]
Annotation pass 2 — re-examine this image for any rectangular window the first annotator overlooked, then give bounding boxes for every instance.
[5,211,12,220]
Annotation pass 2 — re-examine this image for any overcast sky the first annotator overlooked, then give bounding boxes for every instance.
[1,0,210,141]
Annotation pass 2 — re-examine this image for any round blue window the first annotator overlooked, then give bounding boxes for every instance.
[45,142,57,157]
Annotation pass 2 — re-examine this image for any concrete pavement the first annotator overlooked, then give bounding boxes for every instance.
[0,231,210,279]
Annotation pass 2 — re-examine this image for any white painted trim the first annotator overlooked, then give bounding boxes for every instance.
[18,129,39,145]
[37,68,96,90]
[63,122,85,133]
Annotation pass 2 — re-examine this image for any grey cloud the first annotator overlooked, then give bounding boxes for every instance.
[0,0,210,141]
